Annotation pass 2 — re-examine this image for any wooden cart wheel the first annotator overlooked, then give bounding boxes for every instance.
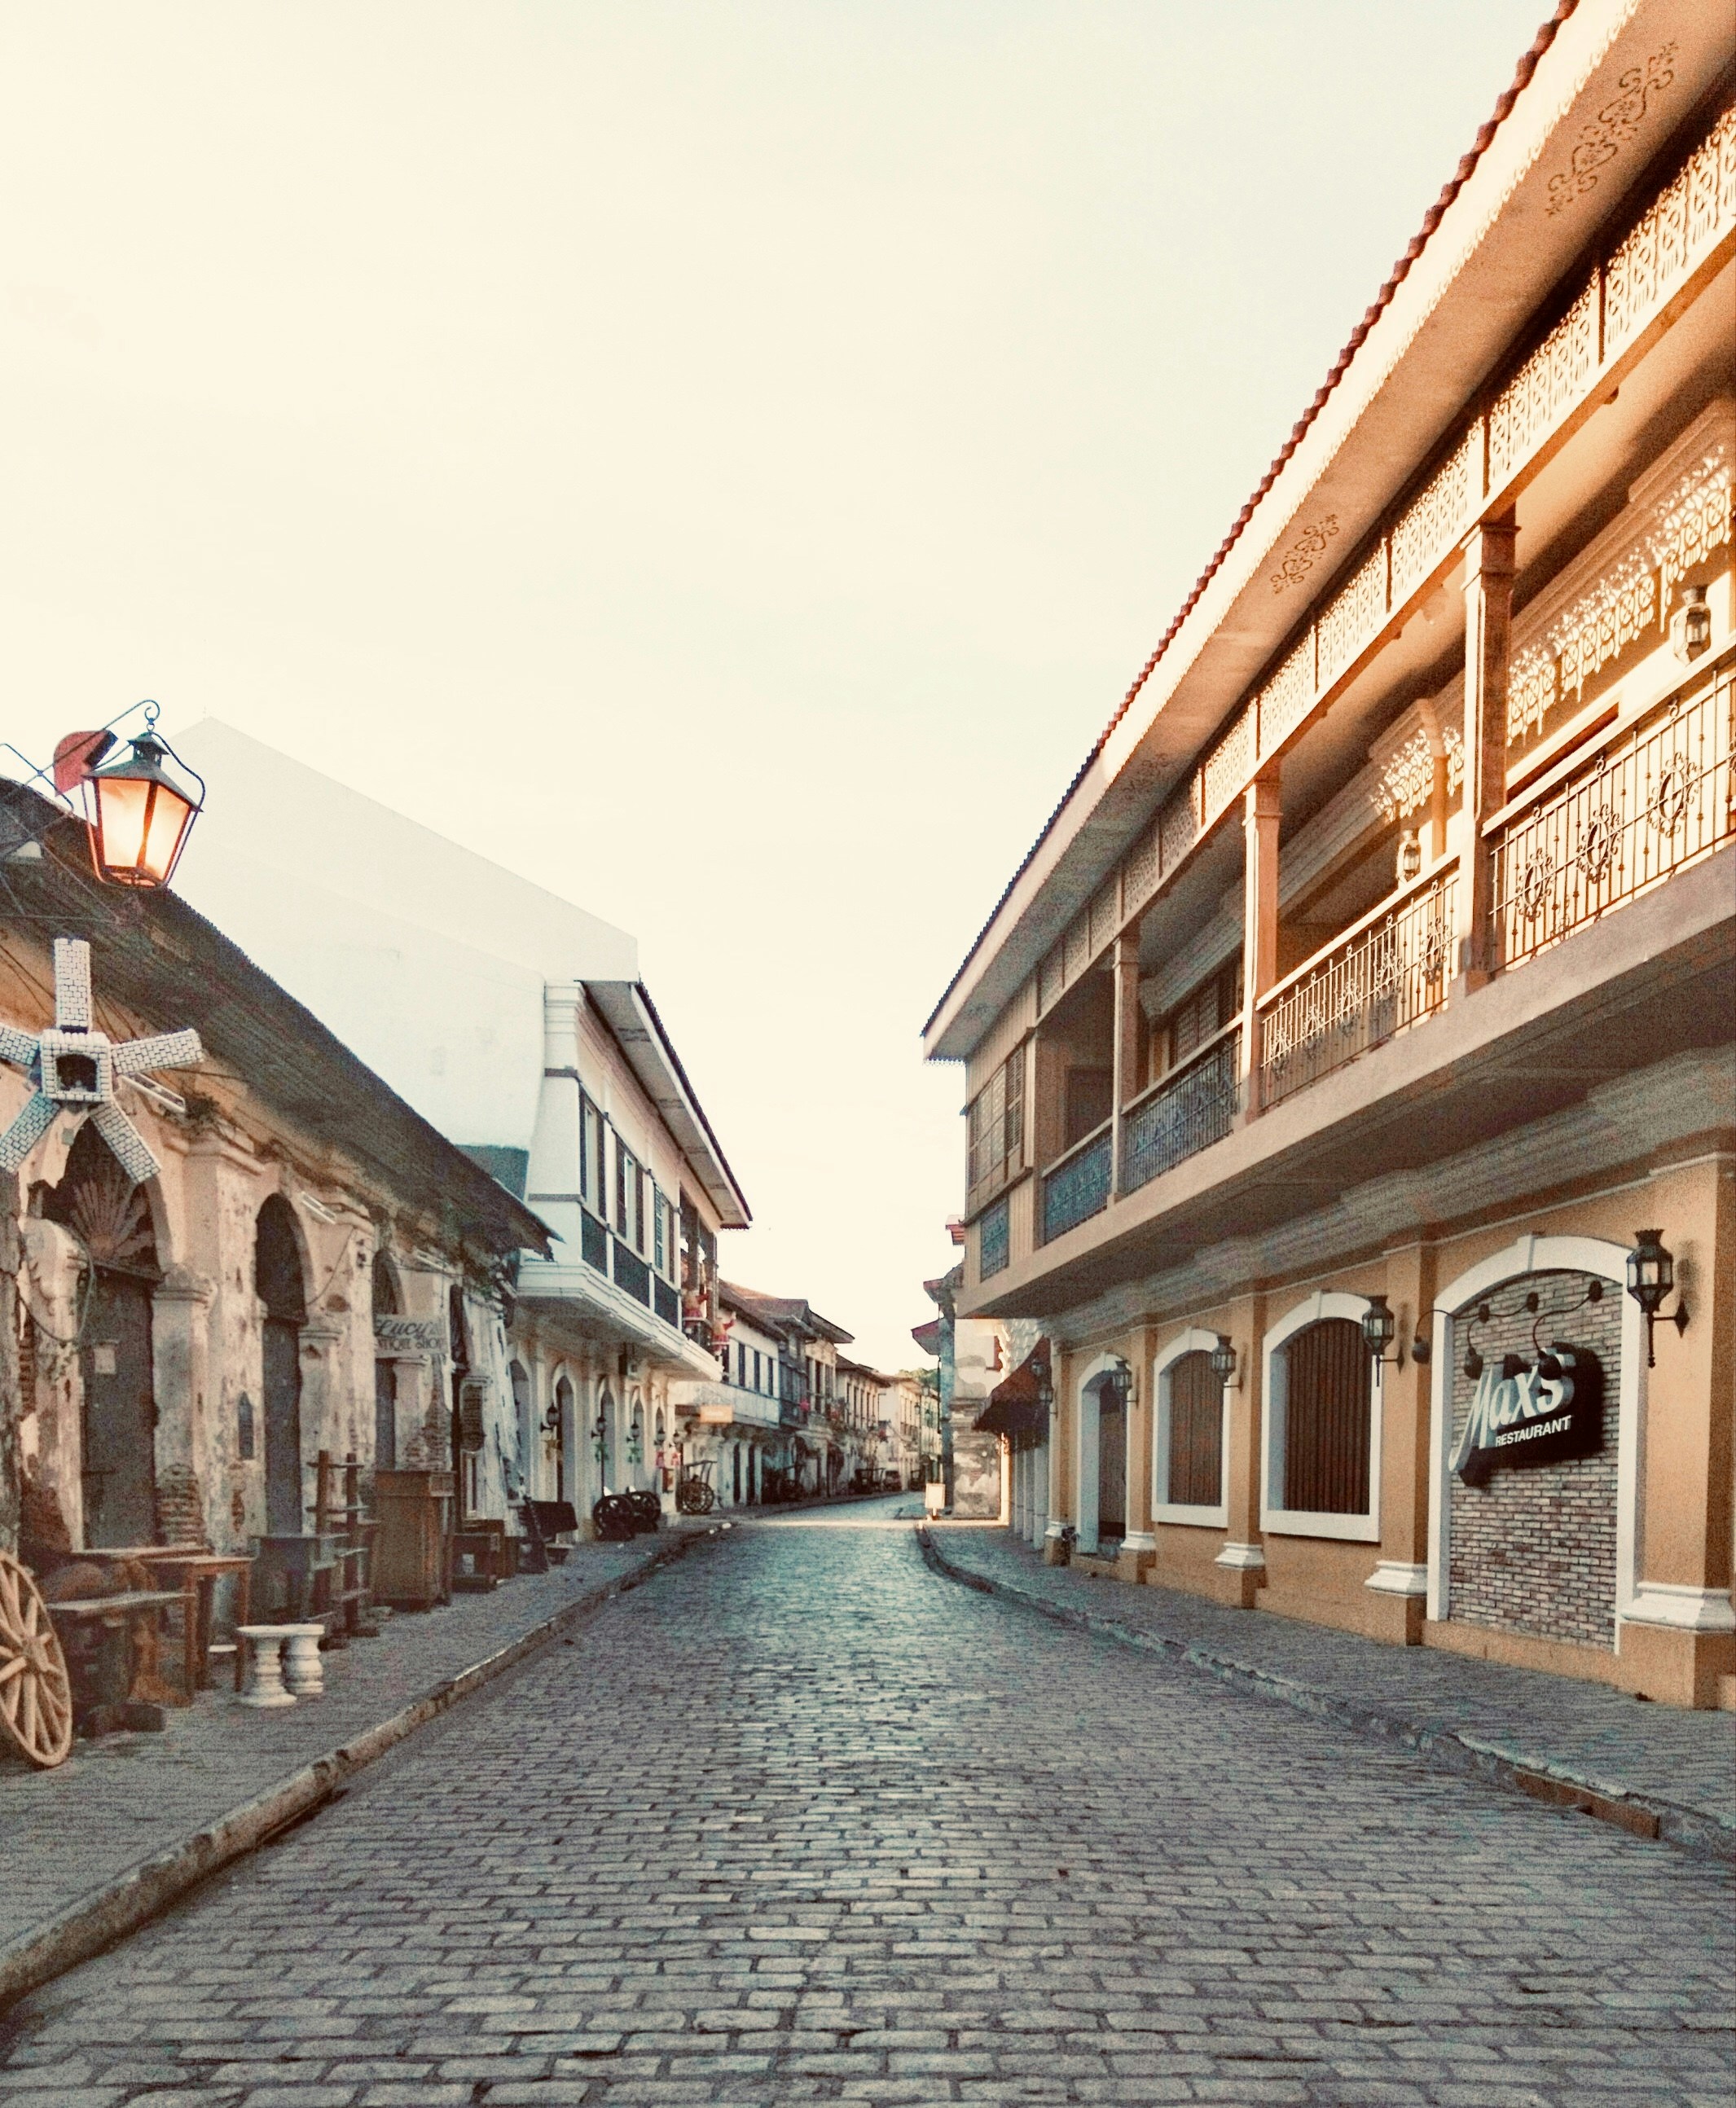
[0,1551,74,1768]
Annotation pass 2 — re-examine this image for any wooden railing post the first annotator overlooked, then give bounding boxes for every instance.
[1237,767,1282,1120]
[1457,515,1517,991]
[1110,933,1141,1195]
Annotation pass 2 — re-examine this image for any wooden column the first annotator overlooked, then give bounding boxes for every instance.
[1109,932,1142,1196]
[1457,515,1517,991]
[1237,768,1282,1120]
[0,1173,18,1557]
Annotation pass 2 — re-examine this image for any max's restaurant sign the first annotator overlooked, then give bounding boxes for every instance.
[1451,1345,1604,1487]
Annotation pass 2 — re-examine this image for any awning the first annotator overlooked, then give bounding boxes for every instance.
[975,1336,1050,1440]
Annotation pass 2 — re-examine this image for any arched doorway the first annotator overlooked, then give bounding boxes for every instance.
[371,1253,399,1471]
[1075,1363,1129,1556]
[596,1382,616,1491]
[42,1123,160,1548]
[509,1359,532,1500]
[554,1375,574,1503]
[255,1196,307,1535]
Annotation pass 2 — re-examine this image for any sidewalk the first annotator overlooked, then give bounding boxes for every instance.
[0,1522,713,2007]
[921,1522,1736,1862]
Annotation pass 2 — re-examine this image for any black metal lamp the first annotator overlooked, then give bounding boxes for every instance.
[1626,1228,1688,1367]
[79,708,204,889]
[1672,583,1712,665]
[1031,1343,1054,1415]
[1362,1293,1398,1368]
[1208,1334,1237,1386]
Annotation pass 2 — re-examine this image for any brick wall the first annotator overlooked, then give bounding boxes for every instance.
[1447,1269,1621,1649]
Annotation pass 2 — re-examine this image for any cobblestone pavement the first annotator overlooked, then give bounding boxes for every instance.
[926,1526,1736,1836]
[0,1534,690,1954]
[0,1504,1729,2107]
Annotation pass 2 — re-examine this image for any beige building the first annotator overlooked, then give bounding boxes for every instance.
[925,6,1735,1708]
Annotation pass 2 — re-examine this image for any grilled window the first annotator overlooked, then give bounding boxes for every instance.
[967,1043,1026,1198]
[1166,1351,1224,1507]
[1158,959,1243,1080]
[1281,1319,1371,1515]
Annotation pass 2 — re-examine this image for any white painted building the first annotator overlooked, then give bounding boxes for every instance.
[171,722,749,1535]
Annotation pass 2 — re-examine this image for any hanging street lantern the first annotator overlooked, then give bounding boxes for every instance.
[1209,1334,1238,1386]
[68,705,205,889]
[1626,1228,1689,1367]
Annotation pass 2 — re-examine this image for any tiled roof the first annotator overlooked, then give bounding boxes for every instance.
[929,2,1580,1036]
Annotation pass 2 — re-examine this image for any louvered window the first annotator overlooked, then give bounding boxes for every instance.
[1166,1351,1224,1507]
[1281,1320,1371,1515]
[967,1043,1026,1204]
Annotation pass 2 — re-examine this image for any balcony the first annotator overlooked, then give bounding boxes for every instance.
[1259,870,1454,1112]
[964,653,1734,1318]
[1121,1028,1241,1193]
[1041,1123,1111,1244]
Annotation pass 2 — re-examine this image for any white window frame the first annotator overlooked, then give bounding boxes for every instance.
[1260,1290,1382,1544]
[1153,1327,1231,1528]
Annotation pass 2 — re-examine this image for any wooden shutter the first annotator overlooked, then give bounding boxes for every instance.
[1167,1351,1223,1507]
[1282,1319,1370,1514]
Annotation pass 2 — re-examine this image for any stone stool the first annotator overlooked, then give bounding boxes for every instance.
[235,1625,297,1708]
[280,1623,327,1697]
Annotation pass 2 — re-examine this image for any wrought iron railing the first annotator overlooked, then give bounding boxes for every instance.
[1494,653,1734,967]
[1040,1126,1111,1244]
[1259,870,1456,1110]
[978,1197,1011,1280]
[1120,1030,1241,1194]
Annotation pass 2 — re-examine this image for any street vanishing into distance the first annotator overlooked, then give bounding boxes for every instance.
[1,1502,1728,2108]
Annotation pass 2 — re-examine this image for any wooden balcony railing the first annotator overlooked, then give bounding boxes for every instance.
[1120,1027,1241,1196]
[1040,1122,1112,1244]
[1493,650,1734,968]
[1259,867,1456,1111]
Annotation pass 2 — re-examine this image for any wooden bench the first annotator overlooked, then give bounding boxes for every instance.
[516,1500,579,1572]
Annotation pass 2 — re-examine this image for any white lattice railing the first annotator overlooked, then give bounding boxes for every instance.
[1259,871,1456,1110]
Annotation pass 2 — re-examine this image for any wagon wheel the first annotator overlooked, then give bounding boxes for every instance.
[0,1551,75,1768]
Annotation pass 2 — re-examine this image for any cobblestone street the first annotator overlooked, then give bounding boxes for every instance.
[2,1505,1730,2108]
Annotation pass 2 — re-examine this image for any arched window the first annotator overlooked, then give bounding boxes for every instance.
[372,1254,400,1470]
[1262,1298,1380,1541]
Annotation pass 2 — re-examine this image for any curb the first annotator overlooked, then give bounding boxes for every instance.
[0,1525,710,2013]
[915,1527,1735,1865]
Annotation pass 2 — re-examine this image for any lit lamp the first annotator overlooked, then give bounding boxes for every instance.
[1361,1293,1398,1368]
[79,709,204,889]
[1626,1228,1688,1367]
[1209,1334,1238,1386]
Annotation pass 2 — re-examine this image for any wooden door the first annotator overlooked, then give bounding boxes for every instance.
[374,1359,398,1473]
[1098,1394,1126,1540]
[81,1268,156,1548]
[264,1317,304,1534]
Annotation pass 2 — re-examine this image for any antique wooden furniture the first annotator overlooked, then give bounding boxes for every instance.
[371,1468,454,1610]
[451,1517,508,1592]
[133,1552,253,1696]
[516,1500,578,1571]
[0,1552,74,1768]
[312,1453,377,1640]
[44,1589,183,1730]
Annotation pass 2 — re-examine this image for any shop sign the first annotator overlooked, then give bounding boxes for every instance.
[1450,1344,1604,1487]
[374,1315,443,1353]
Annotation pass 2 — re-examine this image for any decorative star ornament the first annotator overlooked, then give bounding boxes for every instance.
[0,938,203,1183]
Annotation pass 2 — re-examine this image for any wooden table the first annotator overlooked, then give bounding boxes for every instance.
[79,1547,253,1697]
[45,1590,186,1724]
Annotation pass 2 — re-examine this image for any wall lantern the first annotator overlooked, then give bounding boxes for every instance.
[1361,1293,1398,1368]
[1031,1343,1054,1414]
[1209,1334,1238,1386]
[59,706,205,889]
[1395,828,1423,886]
[1626,1228,1688,1367]
[1672,583,1712,665]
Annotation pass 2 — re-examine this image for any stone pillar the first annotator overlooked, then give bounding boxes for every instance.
[1213,1291,1266,1608]
[1237,769,1282,1120]
[1109,932,1142,1197]
[1041,1356,1070,1563]
[1621,1156,1736,1706]
[1363,1244,1434,1645]
[1118,1332,1157,1581]
[1456,515,1517,991]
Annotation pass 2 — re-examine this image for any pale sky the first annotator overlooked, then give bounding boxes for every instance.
[2,2,1549,1370]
